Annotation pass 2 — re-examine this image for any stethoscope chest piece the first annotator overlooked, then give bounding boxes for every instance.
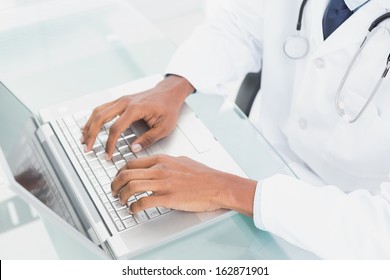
[283,34,309,59]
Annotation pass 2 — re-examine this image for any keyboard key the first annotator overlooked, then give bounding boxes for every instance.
[112,153,124,163]
[145,207,161,219]
[74,151,83,160]
[57,120,66,129]
[124,153,136,162]
[133,211,148,224]
[98,132,109,144]
[84,168,94,178]
[104,203,114,212]
[119,146,132,156]
[63,116,77,126]
[124,136,136,146]
[135,192,148,200]
[94,187,104,195]
[117,208,131,220]
[93,167,107,178]
[97,153,107,161]
[73,135,83,146]
[123,216,137,228]
[157,207,172,214]
[106,168,118,179]
[74,113,86,121]
[112,200,126,210]
[99,194,109,204]
[108,195,118,202]
[69,126,82,137]
[62,115,169,233]
[88,177,98,188]
[115,161,126,169]
[101,184,112,194]
[97,175,111,186]
[110,211,119,221]
[64,132,73,142]
[127,195,137,203]
[93,145,105,155]
[75,117,86,128]
[101,160,116,169]
[122,128,135,138]
[88,160,101,170]
[115,220,125,231]
[84,152,97,162]
[135,150,149,158]
[73,110,90,119]
[116,139,127,149]
[80,161,89,170]
[104,121,115,131]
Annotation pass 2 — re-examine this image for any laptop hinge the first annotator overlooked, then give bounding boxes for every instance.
[103,240,117,260]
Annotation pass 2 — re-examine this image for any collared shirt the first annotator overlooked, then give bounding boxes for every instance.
[344,0,370,11]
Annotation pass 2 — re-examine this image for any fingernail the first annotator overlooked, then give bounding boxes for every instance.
[104,153,110,161]
[80,136,84,143]
[128,208,133,214]
[84,145,89,153]
[132,143,142,153]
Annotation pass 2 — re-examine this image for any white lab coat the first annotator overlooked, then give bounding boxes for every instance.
[166,0,390,259]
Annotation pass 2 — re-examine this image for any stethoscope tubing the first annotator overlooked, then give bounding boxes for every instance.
[285,0,390,123]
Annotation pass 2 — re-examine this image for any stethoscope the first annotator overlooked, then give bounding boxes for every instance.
[283,0,390,123]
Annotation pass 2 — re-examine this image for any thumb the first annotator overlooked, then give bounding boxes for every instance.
[131,127,165,152]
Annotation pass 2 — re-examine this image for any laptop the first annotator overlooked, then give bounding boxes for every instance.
[0,75,247,259]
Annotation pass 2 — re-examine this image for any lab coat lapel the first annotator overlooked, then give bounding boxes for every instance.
[310,0,387,58]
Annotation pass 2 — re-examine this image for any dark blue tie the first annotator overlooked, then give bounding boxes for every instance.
[323,0,354,39]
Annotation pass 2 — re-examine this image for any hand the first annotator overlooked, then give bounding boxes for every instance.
[111,155,257,216]
[82,75,194,159]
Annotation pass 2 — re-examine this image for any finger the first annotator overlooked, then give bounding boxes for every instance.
[82,100,117,130]
[84,102,126,151]
[131,126,167,152]
[111,168,162,197]
[82,100,116,141]
[118,180,159,205]
[105,110,142,158]
[129,195,166,214]
[119,155,170,172]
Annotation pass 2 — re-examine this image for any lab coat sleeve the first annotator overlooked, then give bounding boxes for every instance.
[165,0,264,94]
[254,174,390,259]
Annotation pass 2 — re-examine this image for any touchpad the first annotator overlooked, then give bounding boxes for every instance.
[130,110,214,155]
[176,112,214,154]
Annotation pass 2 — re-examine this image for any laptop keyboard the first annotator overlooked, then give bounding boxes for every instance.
[56,111,172,232]
[15,140,77,228]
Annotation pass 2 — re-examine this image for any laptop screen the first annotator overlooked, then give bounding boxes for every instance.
[0,81,79,229]
[0,82,33,155]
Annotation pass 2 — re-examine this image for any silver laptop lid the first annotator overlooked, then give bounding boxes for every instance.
[0,81,91,237]
[0,83,34,155]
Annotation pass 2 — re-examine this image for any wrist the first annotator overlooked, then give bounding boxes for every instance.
[156,74,195,104]
[218,174,257,217]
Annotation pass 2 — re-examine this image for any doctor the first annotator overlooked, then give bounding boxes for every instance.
[82,0,390,259]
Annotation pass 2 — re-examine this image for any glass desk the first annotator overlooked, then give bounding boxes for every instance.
[0,0,317,259]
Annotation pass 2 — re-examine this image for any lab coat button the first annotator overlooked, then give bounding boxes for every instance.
[298,119,307,129]
[314,58,325,69]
